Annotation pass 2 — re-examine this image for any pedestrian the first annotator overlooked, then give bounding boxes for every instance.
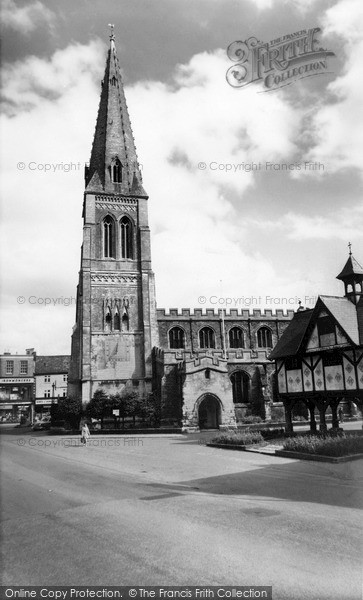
[338,406,344,423]
[81,422,90,446]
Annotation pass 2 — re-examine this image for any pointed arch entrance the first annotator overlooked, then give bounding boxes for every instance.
[197,394,222,429]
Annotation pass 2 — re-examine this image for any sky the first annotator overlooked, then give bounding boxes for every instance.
[1,0,362,355]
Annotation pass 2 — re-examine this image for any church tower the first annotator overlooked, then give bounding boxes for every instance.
[69,30,159,404]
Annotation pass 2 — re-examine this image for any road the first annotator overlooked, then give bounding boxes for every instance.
[0,425,362,599]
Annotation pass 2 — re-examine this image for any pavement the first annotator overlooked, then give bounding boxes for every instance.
[1,423,362,599]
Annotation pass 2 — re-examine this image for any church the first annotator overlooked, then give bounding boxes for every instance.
[68,32,296,430]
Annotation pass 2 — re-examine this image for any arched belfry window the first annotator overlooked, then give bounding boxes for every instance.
[103,216,115,258]
[121,314,129,332]
[229,327,244,349]
[169,327,185,349]
[120,216,133,259]
[230,371,249,404]
[105,307,112,332]
[114,310,120,331]
[199,327,215,349]
[257,327,272,348]
[112,158,122,183]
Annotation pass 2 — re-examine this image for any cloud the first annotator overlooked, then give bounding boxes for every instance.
[1,30,360,353]
[303,0,363,175]
[127,49,303,305]
[1,0,55,35]
[252,204,363,241]
[0,40,106,353]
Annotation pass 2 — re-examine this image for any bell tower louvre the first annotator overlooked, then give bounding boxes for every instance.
[68,30,159,404]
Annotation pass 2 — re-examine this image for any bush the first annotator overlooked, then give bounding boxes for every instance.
[283,434,363,457]
[210,430,264,446]
[270,406,285,422]
[241,415,263,424]
[259,427,285,440]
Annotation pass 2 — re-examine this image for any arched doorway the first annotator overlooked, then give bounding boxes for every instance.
[198,394,221,429]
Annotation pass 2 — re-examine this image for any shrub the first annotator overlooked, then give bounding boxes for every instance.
[210,430,264,446]
[283,434,363,457]
[259,427,285,440]
[270,406,285,422]
[241,415,262,424]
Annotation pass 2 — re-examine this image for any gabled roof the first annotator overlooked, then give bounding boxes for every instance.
[269,294,361,360]
[336,254,363,281]
[35,355,70,375]
[269,308,312,359]
[319,295,359,345]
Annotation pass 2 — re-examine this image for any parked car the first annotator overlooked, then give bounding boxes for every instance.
[32,416,52,431]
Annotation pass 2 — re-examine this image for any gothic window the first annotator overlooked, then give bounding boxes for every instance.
[121,314,129,332]
[112,158,122,183]
[229,327,244,348]
[230,371,249,404]
[103,216,115,258]
[169,327,185,349]
[105,307,112,332]
[257,327,272,348]
[120,216,133,259]
[114,311,120,331]
[199,327,215,349]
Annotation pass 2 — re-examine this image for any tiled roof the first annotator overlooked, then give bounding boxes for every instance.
[35,355,70,375]
[270,294,362,359]
[269,309,312,359]
[336,255,363,280]
[319,295,359,345]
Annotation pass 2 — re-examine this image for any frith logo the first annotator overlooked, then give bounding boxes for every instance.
[226,28,335,91]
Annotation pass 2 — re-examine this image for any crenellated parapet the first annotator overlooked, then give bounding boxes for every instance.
[157,308,295,319]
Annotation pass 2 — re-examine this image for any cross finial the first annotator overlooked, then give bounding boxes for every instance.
[348,241,352,256]
[108,24,115,41]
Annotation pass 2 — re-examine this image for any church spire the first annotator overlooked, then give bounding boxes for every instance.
[85,28,144,195]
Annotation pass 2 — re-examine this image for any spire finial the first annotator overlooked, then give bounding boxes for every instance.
[348,241,352,256]
[108,23,115,41]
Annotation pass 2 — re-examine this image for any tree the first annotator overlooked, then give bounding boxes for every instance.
[125,392,142,426]
[55,396,82,429]
[86,389,109,427]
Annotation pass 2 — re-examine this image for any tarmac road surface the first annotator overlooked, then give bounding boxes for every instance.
[1,426,362,599]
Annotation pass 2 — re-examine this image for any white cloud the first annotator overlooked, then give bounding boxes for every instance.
[0,40,106,353]
[303,0,363,175]
[1,0,55,34]
[252,204,363,241]
[1,32,360,353]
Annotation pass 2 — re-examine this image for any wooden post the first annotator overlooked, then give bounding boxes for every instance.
[283,400,294,436]
[330,398,340,429]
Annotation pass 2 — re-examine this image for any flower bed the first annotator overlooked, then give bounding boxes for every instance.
[282,433,363,457]
[210,430,264,446]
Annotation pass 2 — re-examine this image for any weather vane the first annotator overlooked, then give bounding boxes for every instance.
[108,23,115,40]
[348,241,352,256]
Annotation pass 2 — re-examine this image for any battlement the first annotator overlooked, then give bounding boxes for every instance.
[157,308,295,319]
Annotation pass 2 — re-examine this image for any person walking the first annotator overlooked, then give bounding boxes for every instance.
[338,406,344,423]
[81,422,91,446]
